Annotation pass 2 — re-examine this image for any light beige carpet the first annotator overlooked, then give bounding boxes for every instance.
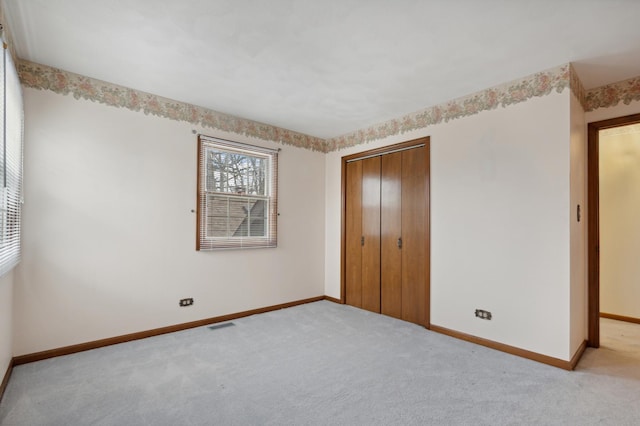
[1,302,639,425]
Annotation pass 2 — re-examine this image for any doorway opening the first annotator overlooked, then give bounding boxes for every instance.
[588,113,640,350]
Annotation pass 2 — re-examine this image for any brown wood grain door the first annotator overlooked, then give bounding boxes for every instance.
[345,160,363,308]
[341,137,430,327]
[401,146,428,326]
[361,156,381,313]
[381,152,402,319]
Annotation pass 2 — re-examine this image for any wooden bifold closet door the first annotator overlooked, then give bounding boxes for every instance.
[343,138,429,327]
[345,157,381,312]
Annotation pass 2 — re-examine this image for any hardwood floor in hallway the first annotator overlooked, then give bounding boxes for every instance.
[577,318,640,380]
[600,318,640,355]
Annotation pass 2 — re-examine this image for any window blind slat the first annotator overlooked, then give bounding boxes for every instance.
[0,46,24,276]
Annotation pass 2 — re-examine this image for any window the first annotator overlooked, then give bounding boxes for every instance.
[197,135,278,250]
[0,43,24,276]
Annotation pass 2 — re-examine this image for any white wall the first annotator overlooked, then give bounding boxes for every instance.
[599,124,640,319]
[326,91,574,360]
[0,271,13,377]
[586,101,640,124]
[569,93,587,355]
[14,88,326,356]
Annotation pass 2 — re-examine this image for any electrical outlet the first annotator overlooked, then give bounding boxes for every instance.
[475,309,492,320]
[179,298,194,307]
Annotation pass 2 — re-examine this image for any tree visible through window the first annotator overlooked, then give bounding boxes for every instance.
[197,136,278,250]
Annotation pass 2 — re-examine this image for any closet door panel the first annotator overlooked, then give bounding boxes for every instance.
[345,160,363,308]
[381,152,402,319]
[401,147,427,326]
[361,156,381,313]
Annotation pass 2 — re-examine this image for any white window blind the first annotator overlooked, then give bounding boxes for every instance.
[197,135,278,250]
[0,43,24,276]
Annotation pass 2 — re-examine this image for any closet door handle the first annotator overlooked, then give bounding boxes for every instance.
[397,237,402,249]
[361,236,365,246]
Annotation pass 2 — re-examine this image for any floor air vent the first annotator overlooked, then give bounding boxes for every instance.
[208,322,235,330]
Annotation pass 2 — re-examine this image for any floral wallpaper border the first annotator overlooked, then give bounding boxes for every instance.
[17,59,327,152]
[17,57,640,153]
[325,64,574,152]
[585,75,640,112]
[569,63,587,108]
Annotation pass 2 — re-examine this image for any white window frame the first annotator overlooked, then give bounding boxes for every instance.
[196,135,278,250]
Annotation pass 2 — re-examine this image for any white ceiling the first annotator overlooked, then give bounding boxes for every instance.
[5,0,640,139]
